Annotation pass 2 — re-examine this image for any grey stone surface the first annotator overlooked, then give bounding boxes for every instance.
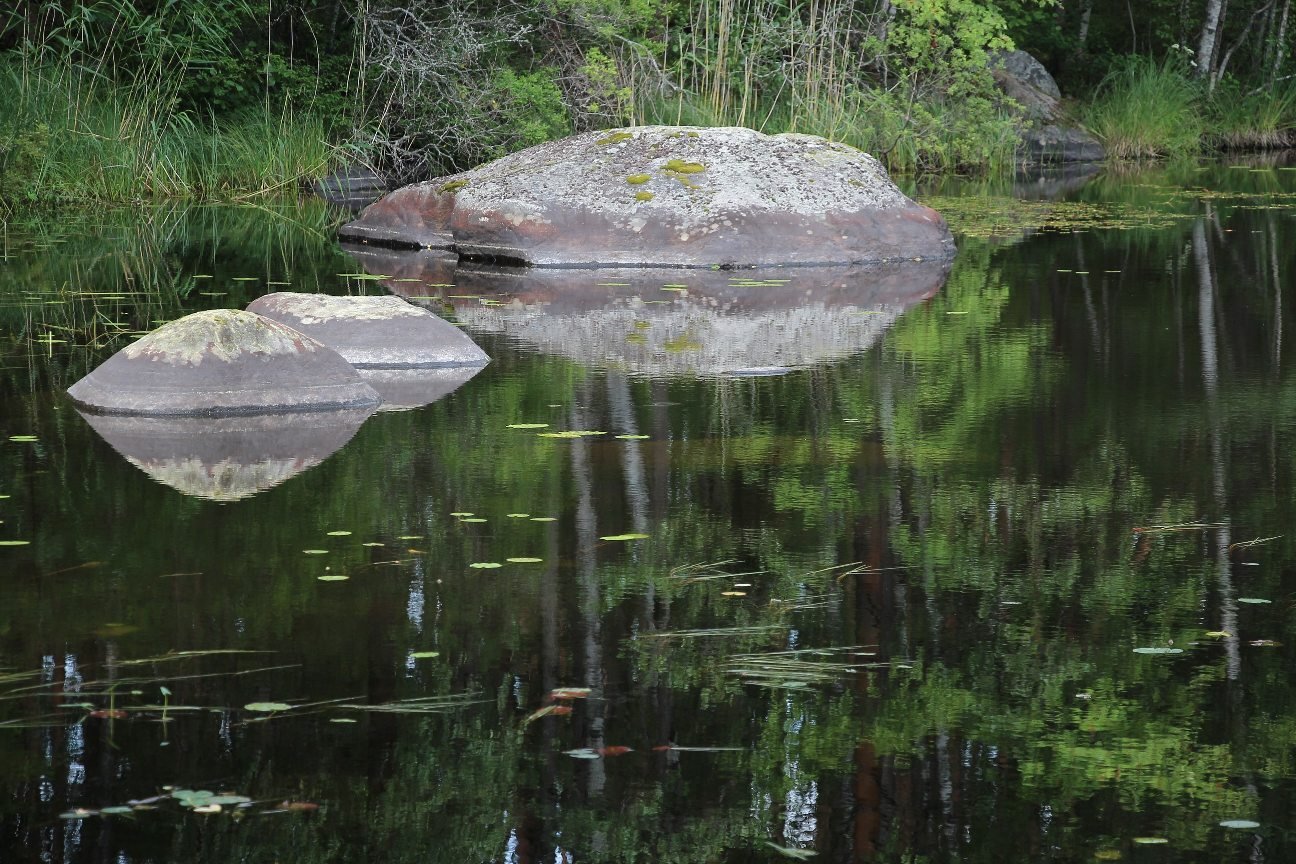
[339,126,955,266]
[246,292,489,368]
[351,245,950,376]
[990,50,1105,164]
[67,309,381,416]
[78,408,374,501]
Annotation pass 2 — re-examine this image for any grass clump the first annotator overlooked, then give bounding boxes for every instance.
[1205,82,1296,150]
[1084,57,1204,160]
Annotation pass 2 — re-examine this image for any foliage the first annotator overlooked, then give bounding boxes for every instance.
[1084,55,1205,160]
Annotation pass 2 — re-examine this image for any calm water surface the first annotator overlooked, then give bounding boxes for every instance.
[2,160,1296,862]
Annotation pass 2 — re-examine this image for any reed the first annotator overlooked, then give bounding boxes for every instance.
[1085,57,1204,160]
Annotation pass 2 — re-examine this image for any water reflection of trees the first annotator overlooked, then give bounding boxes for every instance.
[3,178,1296,860]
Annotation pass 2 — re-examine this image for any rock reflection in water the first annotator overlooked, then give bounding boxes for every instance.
[343,246,949,375]
[77,408,375,501]
[358,365,485,411]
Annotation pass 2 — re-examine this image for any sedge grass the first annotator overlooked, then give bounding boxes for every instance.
[1085,57,1204,160]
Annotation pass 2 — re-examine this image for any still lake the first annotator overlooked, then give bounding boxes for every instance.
[2,159,1296,862]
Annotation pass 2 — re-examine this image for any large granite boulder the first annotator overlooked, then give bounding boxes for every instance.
[991,50,1105,164]
[68,310,381,416]
[245,292,489,368]
[338,126,954,267]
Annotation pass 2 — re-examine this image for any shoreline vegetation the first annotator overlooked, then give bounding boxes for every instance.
[1,1,1294,210]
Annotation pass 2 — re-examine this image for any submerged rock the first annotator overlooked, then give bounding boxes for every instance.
[338,125,954,267]
[78,408,373,501]
[246,292,489,368]
[67,309,381,416]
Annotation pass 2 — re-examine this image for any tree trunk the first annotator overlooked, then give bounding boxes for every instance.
[1273,0,1292,83]
[1196,0,1227,79]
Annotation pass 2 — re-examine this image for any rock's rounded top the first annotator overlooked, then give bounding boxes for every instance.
[122,309,320,366]
[340,125,954,267]
[68,309,381,416]
[991,51,1062,102]
[246,292,490,368]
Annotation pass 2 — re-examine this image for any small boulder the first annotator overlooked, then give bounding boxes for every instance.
[245,292,489,368]
[991,50,1105,164]
[68,309,381,416]
[339,126,954,267]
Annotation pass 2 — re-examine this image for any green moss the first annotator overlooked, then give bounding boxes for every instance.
[664,333,702,353]
[437,179,468,194]
[625,332,648,344]
[664,159,706,174]
[686,131,700,138]
[626,173,651,185]
[634,191,655,201]
[597,131,634,145]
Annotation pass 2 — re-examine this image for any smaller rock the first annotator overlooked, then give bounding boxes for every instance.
[312,166,389,211]
[67,310,380,416]
[246,292,489,368]
[990,50,1105,164]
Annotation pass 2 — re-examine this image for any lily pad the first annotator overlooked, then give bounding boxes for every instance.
[100,806,134,815]
[362,542,385,547]
[244,702,293,713]
[507,423,549,429]
[564,748,601,759]
[460,518,488,523]
[469,562,502,569]
[410,651,440,659]
[507,557,543,563]
[1238,598,1272,604]
[326,530,353,536]
[330,717,358,723]
[600,533,649,541]
[1219,820,1260,829]
[318,574,350,582]
[303,549,328,555]
[8,436,38,442]
[1133,647,1183,655]
[450,512,474,517]
[530,517,557,522]
[1132,837,1168,845]
[0,540,30,546]
[538,430,607,438]
[397,535,424,540]
[616,434,650,440]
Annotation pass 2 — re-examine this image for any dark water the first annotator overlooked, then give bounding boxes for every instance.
[2,160,1296,863]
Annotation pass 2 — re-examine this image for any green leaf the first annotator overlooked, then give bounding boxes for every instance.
[244,702,292,713]
[600,533,649,541]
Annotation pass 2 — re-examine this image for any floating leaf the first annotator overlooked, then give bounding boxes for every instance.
[1238,598,1272,604]
[244,702,292,713]
[616,434,650,440]
[317,574,349,582]
[1133,647,1183,655]
[599,746,633,756]
[0,540,30,546]
[565,748,601,759]
[1132,837,1168,845]
[721,591,747,597]
[303,549,328,555]
[538,430,607,438]
[450,512,474,517]
[208,795,252,806]
[530,517,557,522]
[60,809,97,819]
[100,806,134,815]
[1220,820,1260,829]
[362,542,385,547]
[524,704,572,724]
[600,533,649,541]
[330,718,358,723]
[469,562,502,569]
[410,651,440,659]
[460,518,488,523]
[507,557,543,563]
[326,530,352,536]
[507,513,530,518]
[1249,639,1281,647]
[280,801,320,812]
[507,423,549,429]
[8,436,38,442]
[1204,630,1231,638]
[397,535,424,540]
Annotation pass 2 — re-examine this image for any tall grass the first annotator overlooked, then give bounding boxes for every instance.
[0,61,338,207]
[1084,58,1204,160]
[1206,83,1296,150]
[631,0,1019,175]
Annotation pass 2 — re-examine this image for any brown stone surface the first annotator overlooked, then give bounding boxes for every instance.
[78,408,374,501]
[339,126,954,267]
[246,292,489,368]
[68,310,381,416]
